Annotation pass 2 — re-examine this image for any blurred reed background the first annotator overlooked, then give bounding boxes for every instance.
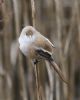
[0,0,80,100]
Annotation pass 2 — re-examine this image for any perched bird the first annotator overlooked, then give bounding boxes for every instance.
[18,26,69,84]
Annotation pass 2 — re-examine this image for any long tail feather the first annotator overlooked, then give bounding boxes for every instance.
[49,60,69,85]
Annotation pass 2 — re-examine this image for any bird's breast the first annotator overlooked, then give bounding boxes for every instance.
[19,43,29,56]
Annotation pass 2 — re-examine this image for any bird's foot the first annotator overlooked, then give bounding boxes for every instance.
[33,59,39,65]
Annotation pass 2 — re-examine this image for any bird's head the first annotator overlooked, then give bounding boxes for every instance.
[18,26,38,46]
[18,26,39,56]
[20,26,37,36]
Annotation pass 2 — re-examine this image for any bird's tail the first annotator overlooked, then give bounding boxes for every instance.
[36,47,70,85]
[49,60,69,85]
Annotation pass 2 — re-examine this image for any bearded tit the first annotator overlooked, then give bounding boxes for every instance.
[18,26,69,84]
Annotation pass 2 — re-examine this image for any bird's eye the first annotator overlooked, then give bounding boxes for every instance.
[26,30,33,36]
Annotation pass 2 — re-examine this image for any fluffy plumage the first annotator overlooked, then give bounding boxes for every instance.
[18,26,54,60]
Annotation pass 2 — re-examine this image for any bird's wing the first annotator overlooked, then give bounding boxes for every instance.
[45,38,55,48]
[35,48,53,61]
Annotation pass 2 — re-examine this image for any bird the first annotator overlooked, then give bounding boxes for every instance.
[18,26,69,84]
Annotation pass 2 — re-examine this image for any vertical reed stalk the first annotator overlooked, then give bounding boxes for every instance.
[30,0,40,100]
[34,62,40,100]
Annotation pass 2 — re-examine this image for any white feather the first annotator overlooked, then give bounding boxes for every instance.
[18,34,36,56]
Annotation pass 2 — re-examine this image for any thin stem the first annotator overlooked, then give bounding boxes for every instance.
[45,61,54,100]
[31,0,36,27]
[34,62,40,100]
[30,0,40,99]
